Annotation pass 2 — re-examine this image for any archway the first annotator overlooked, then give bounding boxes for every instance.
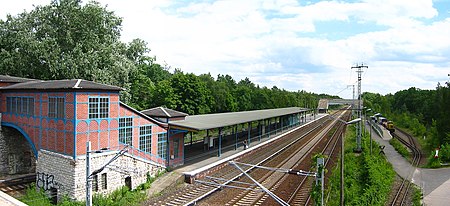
[0,124,37,175]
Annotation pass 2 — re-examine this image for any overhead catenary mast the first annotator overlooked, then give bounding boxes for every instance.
[351,63,367,152]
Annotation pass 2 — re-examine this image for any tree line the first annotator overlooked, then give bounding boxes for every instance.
[0,0,338,115]
[363,83,450,154]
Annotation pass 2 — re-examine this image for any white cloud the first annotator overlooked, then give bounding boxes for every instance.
[1,0,449,99]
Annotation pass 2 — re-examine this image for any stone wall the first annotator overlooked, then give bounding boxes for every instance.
[37,149,164,201]
[0,126,36,176]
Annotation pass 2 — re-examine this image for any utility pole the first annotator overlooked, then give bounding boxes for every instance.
[352,64,367,152]
[86,142,128,206]
[86,142,92,206]
[347,85,355,116]
[340,133,344,206]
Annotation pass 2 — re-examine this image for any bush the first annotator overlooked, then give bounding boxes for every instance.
[439,143,450,163]
[20,183,54,206]
[427,152,441,168]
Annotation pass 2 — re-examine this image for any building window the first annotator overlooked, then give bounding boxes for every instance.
[157,133,167,160]
[48,97,65,118]
[101,173,107,190]
[173,138,180,159]
[6,96,34,116]
[119,117,133,145]
[139,125,152,154]
[89,97,109,119]
[92,175,98,192]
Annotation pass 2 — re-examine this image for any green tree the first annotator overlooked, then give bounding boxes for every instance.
[170,72,212,115]
[151,80,179,109]
[0,0,147,103]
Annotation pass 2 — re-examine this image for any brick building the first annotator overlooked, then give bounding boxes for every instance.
[0,75,186,200]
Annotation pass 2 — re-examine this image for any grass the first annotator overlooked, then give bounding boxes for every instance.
[412,185,423,206]
[389,137,410,160]
[326,125,396,206]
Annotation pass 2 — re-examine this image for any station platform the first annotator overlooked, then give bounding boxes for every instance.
[147,113,326,196]
[0,191,27,206]
[176,113,326,175]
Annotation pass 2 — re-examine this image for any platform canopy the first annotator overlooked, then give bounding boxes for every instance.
[169,107,310,131]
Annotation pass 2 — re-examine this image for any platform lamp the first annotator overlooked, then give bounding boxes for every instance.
[364,108,372,153]
[327,115,360,206]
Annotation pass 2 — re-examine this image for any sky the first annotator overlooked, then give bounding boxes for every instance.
[1,0,450,99]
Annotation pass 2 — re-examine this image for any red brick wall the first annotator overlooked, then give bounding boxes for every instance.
[0,92,76,157]
[1,90,186,166]
[73,92,177,166]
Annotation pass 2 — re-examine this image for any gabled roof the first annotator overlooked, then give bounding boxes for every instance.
[120,103,167,128]
[141,107,188,118]
[0,75,34,83]
[0,79,123,91]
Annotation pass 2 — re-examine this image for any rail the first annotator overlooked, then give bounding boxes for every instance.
[390,127,421,206]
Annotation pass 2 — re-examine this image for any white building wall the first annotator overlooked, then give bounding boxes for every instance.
[37,150,164,202]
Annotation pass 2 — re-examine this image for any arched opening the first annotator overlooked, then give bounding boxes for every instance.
[0,126,37,175]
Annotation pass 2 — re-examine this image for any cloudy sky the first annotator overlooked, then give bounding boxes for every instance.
[2,0,450,98]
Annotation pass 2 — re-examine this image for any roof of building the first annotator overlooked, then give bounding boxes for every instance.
[0,75,34,83]
[120,102,167,128]
[169,107,309,131]
[141,107,188,118]
[0,79,123,91]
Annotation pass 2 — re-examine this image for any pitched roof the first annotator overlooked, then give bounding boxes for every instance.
[0,79,123,91]
[169,107,309,131]
[141,107,188,118]
[0,75,34,83]
[120,103,167,128]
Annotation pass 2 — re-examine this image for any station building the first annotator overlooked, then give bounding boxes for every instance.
[0,75,310,201]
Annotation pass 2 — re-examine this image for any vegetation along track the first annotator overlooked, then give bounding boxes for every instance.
[262,111,350,206]
[390,128,421,206]
[198,109,351,206]
[146,110,346,206]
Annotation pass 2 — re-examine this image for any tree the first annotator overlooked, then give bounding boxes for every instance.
[170,72,212,115]
[0,0,141,102]
[151,80,179,109]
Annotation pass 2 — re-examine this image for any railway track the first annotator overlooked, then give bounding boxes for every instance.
[0,174,35,197]
[390,128,421,206]
[199,109,350,206]
[146,110,348,206]
[264,112,349,206]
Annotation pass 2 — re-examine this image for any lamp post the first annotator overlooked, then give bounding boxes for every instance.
[341,117,361,206]
[365,109,372,154]
[86,142,128,206]
[327,115,360,206]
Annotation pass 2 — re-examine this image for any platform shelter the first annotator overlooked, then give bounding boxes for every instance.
[169,107,311,164]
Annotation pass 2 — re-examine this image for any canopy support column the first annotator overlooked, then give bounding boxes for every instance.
[247,122,251,147]
[234,125,238,150]
[258,121,261,142]
[218,127,223,157]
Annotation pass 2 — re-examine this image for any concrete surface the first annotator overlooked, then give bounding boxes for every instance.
[367,122,450,206]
